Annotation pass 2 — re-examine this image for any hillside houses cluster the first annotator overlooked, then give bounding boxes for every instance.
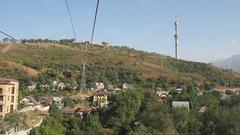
[27,80,78,91]
[27,80,132,92]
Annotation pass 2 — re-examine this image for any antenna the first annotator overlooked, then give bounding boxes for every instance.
[174,17,179,59]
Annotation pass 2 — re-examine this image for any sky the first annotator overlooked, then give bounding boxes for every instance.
[0,0,240,62]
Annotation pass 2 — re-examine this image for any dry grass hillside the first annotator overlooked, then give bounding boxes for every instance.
[0,42,240,86]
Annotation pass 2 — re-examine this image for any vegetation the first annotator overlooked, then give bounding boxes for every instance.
[1,40,240,135]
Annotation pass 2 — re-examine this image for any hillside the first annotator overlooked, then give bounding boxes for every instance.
[212,55,240,73]
[0,41,240,88]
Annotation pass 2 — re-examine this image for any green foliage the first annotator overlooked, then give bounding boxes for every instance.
[49,104,61,121]
[62,115,103,135]
[102,90,143,128]
[31,117,66,135]
[63,98,75,108]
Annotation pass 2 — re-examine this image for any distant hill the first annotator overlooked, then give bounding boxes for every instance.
[0,41,240,87]
[212,55,240,73]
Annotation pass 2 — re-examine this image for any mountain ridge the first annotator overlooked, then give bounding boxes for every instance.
[212,54,240,73]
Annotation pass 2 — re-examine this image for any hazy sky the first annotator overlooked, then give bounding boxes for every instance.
[0,0,240,62]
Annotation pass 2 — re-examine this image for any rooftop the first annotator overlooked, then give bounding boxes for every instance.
[0,78,18,85]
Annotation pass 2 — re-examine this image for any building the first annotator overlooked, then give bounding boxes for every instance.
[156,91,169,99]
[20,96,40,106]
[27,84,37,91]
[95,82,105,90]
[172,101,190,110]
[0,78,19,118]
[176,88,183,94]
[60,107,75,116]
[93,91,108,107]
[121,82,129,90]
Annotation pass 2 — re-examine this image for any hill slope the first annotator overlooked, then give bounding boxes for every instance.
[0,42,240,87]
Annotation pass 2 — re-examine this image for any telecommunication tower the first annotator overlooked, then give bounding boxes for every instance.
[174,18,179,59]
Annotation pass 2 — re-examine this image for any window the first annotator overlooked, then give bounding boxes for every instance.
[10,105,13,113]
[0,105,3,112]
[11,87,15,94]
[0,88,3,94]
[11,96,14,103]
[8,96,10,101]
[0,96,3,101]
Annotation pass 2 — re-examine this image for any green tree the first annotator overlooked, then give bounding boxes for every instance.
[31,117,66,135]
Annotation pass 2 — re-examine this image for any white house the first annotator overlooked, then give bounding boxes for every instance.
[28,85,37,91]
[96,82,105,90]
[58,82,66,90]
[172,101,190,110]
[53,97,63,109]
[176,88,183,94]
[121,82,128,90]
[156,91,169,99]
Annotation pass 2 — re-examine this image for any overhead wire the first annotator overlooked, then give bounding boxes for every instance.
[64,0,77,41]
[0,30,21,43]
[90,0,100,44]
[0,30,43,53]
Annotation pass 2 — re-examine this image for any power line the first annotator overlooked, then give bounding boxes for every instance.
[90,0,100,43]
[0,29,44,53]
[0,30,21,43]
[64,0,77,40]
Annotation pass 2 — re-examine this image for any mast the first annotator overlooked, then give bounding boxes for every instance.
[174,18,179,59]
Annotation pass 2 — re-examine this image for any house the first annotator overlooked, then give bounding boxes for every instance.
[114,88,122,91]
[95,82,105,90]
[220,94,231,100]
[52,81,58,87]
[58,82,66,90]
[39,96,63,109]
[75,108,91,118]
[27,84,37,91]
[20,96,40,106]
[176,88,183,94]
[39,84,50,89]
[39,96,53,106]
[0,78,19,118]
[106,84,114,91]
[53,97,63,109]
[172,101,190,110]
[199,106,208,113]
[156,91,169,99]
[93,91,108,107]
[60,107,75,116]
[121,82,128,90]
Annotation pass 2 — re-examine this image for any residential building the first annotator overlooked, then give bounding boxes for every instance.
[0,78,19,118]
[172,101,190,110]
[95,82,105,90]
[60,107,75,116]
[93,91,108,107]
[28,84,37,91]
[20,96,40,106]
[176,88,183,93]
[121,82,128,90]
[58,82,66,90]
[156,91,169,99]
